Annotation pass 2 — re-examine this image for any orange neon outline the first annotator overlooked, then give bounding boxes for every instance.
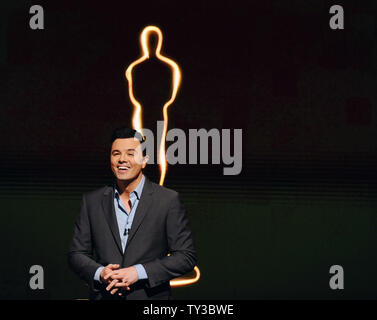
[125,25,180,186]
[125,26,200,287]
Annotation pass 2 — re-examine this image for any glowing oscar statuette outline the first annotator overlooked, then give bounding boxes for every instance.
[125,25,200,287]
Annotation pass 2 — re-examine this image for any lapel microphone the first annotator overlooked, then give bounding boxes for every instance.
[124,228,131,236]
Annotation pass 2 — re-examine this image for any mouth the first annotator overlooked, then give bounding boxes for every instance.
[117,165,131,173]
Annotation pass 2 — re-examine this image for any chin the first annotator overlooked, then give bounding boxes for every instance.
[117,174,136,181]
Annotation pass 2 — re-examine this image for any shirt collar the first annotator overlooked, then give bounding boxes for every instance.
[114,174,145,200]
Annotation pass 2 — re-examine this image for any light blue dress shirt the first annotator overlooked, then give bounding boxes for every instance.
[94,174,148,283]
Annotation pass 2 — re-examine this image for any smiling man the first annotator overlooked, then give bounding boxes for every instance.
[68,126,197,300]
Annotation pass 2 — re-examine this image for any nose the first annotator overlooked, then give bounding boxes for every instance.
[119,153,130,163]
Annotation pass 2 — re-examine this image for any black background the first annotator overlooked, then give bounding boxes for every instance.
[0,0,376,299]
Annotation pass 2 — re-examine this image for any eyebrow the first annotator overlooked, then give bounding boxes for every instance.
[111,148,136,153]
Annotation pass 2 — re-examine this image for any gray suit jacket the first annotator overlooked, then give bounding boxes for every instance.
[68,176,197,300]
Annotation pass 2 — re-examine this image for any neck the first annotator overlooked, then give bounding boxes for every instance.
[116,172,143,198]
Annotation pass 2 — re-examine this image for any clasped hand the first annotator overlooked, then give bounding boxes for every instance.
[100,264,139,295]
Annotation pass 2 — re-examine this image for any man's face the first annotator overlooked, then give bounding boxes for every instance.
[110,138,148,182]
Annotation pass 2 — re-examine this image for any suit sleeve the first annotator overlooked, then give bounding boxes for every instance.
[67,194,102,288]
[142,192,197,288]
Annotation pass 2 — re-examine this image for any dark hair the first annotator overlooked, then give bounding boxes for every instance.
[110,126,146,156]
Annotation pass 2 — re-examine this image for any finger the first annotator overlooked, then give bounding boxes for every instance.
[103,272,114,281]
[106,279,118,291]
[109,264,120,269]
[109,270,120,277]
[110,288,119,295]
[104,270,118,281]
[114,282,129,288]
[103,273,112,281]
[112,282,131,291]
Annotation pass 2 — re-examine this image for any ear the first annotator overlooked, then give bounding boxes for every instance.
[142,155,150,168]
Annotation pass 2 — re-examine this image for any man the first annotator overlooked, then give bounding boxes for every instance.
[68,127,197,300]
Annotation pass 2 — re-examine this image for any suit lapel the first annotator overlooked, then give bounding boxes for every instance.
[102,186,123,254]
[125,177,155,248]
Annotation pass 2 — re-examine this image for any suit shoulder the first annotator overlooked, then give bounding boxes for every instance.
[149,180,179,199]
